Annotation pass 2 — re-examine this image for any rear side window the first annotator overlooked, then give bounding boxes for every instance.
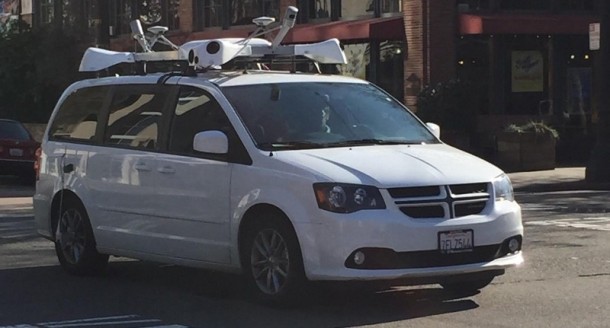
[104,86,170,150]
[48,86,109,141]
[0,121,31,140]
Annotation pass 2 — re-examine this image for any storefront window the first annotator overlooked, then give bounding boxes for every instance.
[231,0,279,26]
[108,0,180,36]
[139,0,180,30]
[456,0,492,12]
[39,0,55,25]
[380,0,401,14]
[341,43,370,80]
[309,0,331,19]
[62,0,84,29]
[499,0,551,11]
[457,36,490,114]
[109,0,133,36]
[377,41,404,101]
[558,0,594,11]
[194,0,223,29]
[340,0,374,19]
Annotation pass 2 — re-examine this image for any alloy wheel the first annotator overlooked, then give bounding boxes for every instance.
[56,208,87,265]
[250,228,290,295]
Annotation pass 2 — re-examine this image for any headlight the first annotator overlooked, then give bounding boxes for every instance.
[493,174,514,202]
[313,183,386,213]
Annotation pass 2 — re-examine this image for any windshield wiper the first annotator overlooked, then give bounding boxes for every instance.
[258,141,324,150]
[326,139,423,147]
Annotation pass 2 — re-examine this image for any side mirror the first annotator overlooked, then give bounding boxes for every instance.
[426,122,441,139]
[193,130,229,154]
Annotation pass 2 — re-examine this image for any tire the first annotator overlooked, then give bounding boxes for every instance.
[441,276,494,293]
[54,199,109,275]
[242,213,306,305]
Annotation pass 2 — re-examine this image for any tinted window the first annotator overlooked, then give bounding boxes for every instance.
[48,86,109,141]
[0,121,30,140]
[104,86,169,150]
[169,86,232,155]
[222,82,437,150]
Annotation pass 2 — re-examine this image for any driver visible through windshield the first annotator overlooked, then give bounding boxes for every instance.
[221,82,438,150]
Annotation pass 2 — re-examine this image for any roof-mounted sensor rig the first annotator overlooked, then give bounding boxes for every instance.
[79,6,347,74]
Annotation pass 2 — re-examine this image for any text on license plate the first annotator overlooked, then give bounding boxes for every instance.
[9,148,23,157]
[439,230,473,254]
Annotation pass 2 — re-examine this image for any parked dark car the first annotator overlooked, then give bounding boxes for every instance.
[0,119,39,184]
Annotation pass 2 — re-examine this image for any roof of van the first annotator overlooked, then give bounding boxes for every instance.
[73,70,368,89]
[205,70,369,87]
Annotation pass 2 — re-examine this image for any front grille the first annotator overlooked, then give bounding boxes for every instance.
[400,205,445,218]
[389,183,491,219]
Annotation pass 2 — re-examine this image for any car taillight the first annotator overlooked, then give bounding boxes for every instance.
[34,147,42,180]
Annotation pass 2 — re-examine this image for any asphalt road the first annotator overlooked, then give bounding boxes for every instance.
[0,179,609,327]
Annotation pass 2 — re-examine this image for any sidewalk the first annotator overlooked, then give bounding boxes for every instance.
[509,167,610,192]
[0,197,33,213]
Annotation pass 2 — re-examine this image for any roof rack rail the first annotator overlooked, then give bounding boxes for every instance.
[79,6,346,74]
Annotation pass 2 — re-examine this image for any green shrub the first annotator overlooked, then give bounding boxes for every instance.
[504,121,559,139]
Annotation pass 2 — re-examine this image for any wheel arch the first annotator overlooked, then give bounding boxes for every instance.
[50,189,84,239]
[237,203,302,268]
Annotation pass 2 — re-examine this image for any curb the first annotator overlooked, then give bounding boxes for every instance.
[514,181,610,193]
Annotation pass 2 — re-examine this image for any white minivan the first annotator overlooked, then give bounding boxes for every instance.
[34,13,522,304]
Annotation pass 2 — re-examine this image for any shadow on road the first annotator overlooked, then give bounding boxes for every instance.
[0,260,480,327]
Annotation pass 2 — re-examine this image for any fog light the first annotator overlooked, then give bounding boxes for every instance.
[508,238,520,253]
[353,251,366,265]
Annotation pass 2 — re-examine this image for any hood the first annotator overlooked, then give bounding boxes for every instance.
[271,144,503,188]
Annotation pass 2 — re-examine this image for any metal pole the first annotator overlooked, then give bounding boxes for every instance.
[586,0,610,182]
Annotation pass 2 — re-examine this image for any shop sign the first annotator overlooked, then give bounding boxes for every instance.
[511,51,544,93]
[590,23,600,51]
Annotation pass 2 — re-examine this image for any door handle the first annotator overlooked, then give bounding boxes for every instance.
[157,166,176,174]
[134,162,151,171]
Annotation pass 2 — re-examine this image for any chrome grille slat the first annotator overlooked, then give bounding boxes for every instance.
[389,183,491,219]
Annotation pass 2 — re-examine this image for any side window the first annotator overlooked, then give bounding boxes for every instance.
[168,86,232,156]
[104,86,168,150]
[48,86,109,142]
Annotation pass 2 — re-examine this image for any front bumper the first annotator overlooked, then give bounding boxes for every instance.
[294,200,523,281]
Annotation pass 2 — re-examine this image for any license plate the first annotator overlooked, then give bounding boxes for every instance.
[439,230,473,254]
[9,148,23,157]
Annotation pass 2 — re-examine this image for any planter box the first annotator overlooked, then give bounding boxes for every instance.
[496,132,556,172]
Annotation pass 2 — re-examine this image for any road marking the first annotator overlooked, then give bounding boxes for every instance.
[0,215,35,239]
[0,315,189,328]
[526,217,610,231]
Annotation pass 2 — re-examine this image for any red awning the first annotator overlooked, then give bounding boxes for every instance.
[284,16,404,43]
[459,13,598,35]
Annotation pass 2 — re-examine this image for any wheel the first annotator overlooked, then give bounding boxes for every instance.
[54,199,108,275]
[242,213,306,305]
[441,276,494,293]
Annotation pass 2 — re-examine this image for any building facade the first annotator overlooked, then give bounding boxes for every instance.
[15,0,602,161]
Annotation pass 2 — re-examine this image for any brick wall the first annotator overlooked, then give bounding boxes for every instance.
[427,0,456,85]
[403,0,457,109]
[403,0,425,109]
[179,0,193,33]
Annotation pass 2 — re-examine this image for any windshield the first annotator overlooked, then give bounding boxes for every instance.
[221,82,438,150]
[0,121,31,141]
